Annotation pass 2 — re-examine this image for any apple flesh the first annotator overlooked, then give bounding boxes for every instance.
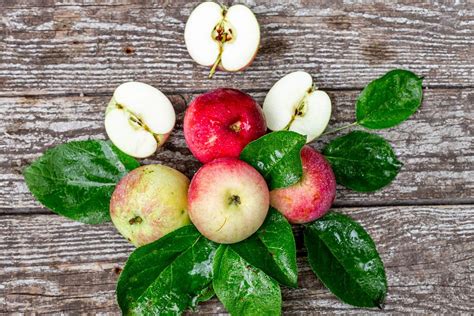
[270,146,336,224]
[188,158,269,244]
[104,81,176,158]
[184,2,260,78]
[183,88,266,163]
[110,164,190,247]
[263,71,332,143]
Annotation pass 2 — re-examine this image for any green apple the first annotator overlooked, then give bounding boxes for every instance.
[110,164,190,247]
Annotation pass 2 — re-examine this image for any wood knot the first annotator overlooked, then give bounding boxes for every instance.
[124,46,135,55]
[113,266,123,275]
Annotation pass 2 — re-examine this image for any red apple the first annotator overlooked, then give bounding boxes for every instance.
[188,158,270,244]
[183,88,266,163]
[270,146,336,224]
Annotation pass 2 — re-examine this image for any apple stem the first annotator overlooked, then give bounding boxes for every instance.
[229,121,241,132]
[209,14,232,79]
[321,121,358,136]
[209,51,223,79]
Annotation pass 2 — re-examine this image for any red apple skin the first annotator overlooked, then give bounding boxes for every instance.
[188,158,270,244]
[270,146,336,224]
[184,88,266,163]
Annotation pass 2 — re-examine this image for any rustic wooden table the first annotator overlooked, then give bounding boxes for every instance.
[1,0,473,314]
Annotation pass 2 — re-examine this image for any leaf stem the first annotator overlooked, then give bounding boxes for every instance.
[322,122,358,136]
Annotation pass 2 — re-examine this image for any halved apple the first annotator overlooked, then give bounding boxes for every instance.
[263,71,332,143]
[104,82,175,158]
[184,2,260,78]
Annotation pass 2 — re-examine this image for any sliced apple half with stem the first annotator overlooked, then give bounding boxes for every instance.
[263,71,332,143]
[184,1,260,78]
[104,82,176,158]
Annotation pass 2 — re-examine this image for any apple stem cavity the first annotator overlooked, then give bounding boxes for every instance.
[128,216,143,225]
[228,194,241,206]
[229,121,242,132]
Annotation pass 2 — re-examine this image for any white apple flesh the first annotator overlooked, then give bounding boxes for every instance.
[184,2,260,78]
[104,82,176,158]
[263,71,332,143]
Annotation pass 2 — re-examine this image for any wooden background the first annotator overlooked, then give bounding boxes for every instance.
[1,0,473,314]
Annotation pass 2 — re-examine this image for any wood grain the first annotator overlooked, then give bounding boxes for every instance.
[0,1,472,96]
[2,88,472,215]
[1,205,472,314]
[1,0,473,314]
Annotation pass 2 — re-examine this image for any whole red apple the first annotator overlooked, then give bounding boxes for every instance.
[188,158,269,244]
[183,88,266,163]
[270,146,336,224]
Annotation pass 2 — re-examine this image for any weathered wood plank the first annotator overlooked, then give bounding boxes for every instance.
[0,1,472,96]
[1,88,472,214]
[1,205,472,314]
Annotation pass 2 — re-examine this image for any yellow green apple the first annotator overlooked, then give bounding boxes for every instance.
[110,164,190,247]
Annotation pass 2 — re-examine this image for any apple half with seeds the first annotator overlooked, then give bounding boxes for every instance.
[104,82,176,158]
[263,71,332,143]
[184,1,260,78]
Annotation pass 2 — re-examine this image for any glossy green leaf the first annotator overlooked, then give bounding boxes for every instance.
[231,208,297,287]
[117,225,218,315]
[213,245,282,316]
[356,69,423,129]
[240,131,306,189]
[323,131,402,192]
[23,140,139,224]
[304,212,387,308]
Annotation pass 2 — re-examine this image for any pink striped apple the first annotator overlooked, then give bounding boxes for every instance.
[188,158,269,244]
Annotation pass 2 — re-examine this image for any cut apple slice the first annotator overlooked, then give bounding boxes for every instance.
[104,82,175,158]
[184,2,260,78]
[220,5,260,72]
[184,2,222,68]
[263,71,332,143]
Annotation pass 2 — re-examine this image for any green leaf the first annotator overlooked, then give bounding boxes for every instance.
[240,131,306,189]
[213,245,282,316]
[323,131,402,192]
[117,225,218,315]
[23,140,139,224]
[304,212,387,308]
[356,69,423,129]
[231,208,297,287]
